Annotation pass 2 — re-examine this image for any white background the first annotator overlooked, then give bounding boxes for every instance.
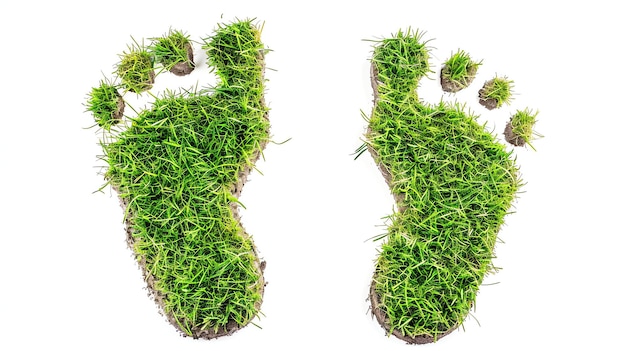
[1,1,624,349]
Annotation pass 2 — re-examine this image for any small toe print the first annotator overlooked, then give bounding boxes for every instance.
[478,76,514,110]
[440,49,481,93]
[505,108,540,149]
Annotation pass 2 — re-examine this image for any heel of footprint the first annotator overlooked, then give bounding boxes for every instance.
[86,19,270,339]
[361,28,537,343]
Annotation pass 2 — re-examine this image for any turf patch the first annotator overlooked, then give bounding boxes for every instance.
[362,28,522,343]
[87,19,270,339]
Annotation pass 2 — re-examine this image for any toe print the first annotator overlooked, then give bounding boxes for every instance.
[440,50,482,93]
[86,19,270,339]
[478,76,514,110]
[151,29,196,76]
[116,41,155,93]
[504,108,541,149]
[360,28,537,343]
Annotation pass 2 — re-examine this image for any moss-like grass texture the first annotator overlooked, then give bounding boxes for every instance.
[117,40,155,93]
[98,20,269,338]
[366,29,520,343]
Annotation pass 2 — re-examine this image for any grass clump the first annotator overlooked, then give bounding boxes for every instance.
[505,108,540,149]
[86,80,124,131]
[364,29,520,343]
[370,28,431,99]
[116,40,155,93]
[440,49,482,92]
[478,76,514,110]
[203,21,267,90]
[150,29,195,76]
[94,19,269,338]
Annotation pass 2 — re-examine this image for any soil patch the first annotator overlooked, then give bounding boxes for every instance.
[113,94,125,121]
[170,43,195,76]
[504,120,526,147]
[478,79,498,110]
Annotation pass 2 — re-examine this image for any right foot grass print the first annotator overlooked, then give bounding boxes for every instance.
[86,19,270,339]
[360,29,538,343]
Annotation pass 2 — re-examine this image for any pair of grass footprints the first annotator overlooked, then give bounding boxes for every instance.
[86,19,538,343]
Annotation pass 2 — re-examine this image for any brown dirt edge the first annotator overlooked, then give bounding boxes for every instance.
[367,64,405,210]
[478,79,498,110]
[113,49,269,340]
[169,43,195,76]
[113,93,125,121]
[504,120,526,147]
[369,279,456,344]
[366,61,458,344]
[440,65,477,93]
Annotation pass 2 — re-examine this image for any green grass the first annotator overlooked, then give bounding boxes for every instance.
[371,29,432,100]
[117,39,155,93]
[364,29,520,341]
[92,19,270,338]
[479,76,514,109]
[441,49,481,92]
[150,29,195,75]
[86,79,123,131]
[507,108,540,149]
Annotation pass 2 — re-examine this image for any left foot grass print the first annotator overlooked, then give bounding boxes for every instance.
[86,19,270,339]
[359,28,539,343]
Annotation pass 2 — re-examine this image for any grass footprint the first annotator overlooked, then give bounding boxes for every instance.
[86,19,269,339]
[359,29,534,343]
